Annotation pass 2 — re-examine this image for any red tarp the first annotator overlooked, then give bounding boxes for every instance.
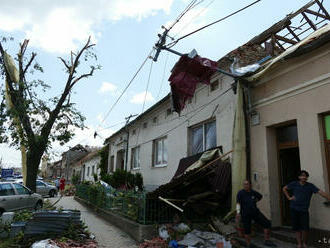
[169,55,218,113]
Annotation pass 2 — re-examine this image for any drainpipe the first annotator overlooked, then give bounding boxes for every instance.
[241,79,252,181]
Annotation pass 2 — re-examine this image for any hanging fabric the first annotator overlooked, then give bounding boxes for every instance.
[231,80,247,210]
[169,55,218,114]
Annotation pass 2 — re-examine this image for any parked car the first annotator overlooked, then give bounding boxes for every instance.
[16,179,58,198]
[0,182,43,215]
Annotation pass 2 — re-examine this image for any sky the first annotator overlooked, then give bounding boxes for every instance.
[0,0,329,167]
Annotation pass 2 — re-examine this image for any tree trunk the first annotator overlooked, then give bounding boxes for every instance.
[25,148,44,192]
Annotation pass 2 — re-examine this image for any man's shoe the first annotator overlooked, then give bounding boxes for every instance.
[264,240,277,247]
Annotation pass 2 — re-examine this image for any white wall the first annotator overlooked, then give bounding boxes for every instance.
[82,156,101,182]
[107,73,236,191]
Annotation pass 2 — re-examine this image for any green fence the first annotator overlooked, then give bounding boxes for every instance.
[75,184,205,225]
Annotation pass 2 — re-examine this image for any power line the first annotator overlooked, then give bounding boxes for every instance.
[141,57,154,113]
[167,0,261,47]
[167,0,198,32]
[173,0,216,39]
[130,84,235,148]
[156,52,169,100]
[97,48,154,130]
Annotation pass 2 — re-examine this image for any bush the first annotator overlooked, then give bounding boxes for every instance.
[71,174,80,185]
[100,170,144,190]
[93,173,98,182]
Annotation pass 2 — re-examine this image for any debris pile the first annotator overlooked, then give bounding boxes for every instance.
[148,148,231,216]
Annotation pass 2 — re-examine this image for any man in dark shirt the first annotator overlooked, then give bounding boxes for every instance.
[283,170,330,248]
[236,180,277,248]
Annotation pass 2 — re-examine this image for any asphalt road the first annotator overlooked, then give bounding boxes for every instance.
[49,196,138,248]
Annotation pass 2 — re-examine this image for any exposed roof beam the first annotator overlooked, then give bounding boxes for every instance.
[304,8,330,20]
[315,0,330,19]
[286,26,301,41]
[274,34,297,45]
[302,12,317,30]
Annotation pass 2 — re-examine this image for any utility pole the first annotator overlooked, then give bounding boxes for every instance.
[124,114,138,171]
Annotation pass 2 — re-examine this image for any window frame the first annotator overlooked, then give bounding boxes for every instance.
[189,119,217,155]
[153,136,168,167]
[13,183,30,195]
[131,146,141,170]
[0,183,16,196]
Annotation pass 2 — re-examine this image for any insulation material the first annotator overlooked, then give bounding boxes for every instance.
[3,51,27,185]
[231,81,246,210]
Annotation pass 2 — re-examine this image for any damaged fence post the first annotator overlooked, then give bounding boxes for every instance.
[158,196,184,212]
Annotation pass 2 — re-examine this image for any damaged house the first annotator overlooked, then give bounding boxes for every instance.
[103,0,330,235]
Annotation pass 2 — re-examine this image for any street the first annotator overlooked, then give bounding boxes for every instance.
[49,196,138,248]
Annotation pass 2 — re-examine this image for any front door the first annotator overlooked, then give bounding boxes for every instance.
[322,114,330,189]
[277,124,301,226]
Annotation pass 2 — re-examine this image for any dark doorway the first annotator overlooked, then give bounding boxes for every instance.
[277,124,301,226]
[116,150,125,170]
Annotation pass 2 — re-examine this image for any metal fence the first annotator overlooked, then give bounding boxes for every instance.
[75,184,206,225]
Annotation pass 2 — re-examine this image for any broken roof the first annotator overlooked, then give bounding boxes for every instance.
[218,0,330,71]
[104,1,330,143]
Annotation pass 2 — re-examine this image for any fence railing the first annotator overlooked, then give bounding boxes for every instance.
[75,184,206,225]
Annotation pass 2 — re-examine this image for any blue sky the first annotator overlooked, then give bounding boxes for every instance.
[1,0,329,166]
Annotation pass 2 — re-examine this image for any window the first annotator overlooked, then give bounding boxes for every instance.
[143,122,148,128]
[210,79,219,91]
[87,167,90,176]
[92,166,95,175]
[190,120,216,155]
[0,183,15,196]
[131,146,140,169]
[153,137,168,167]
[153,117,158,124]
[13,183,29,195]
[132,129,136,135]
[36,181,45,187]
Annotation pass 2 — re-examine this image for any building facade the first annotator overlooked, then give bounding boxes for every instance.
[249,28,330,232]
[105,73,236,191]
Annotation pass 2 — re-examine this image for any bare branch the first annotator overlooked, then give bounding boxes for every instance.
[58,57,71,71]
[23,52,37,75]
[70,66,95,89]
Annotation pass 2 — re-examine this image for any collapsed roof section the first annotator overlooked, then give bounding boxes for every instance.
[218,0,330,71]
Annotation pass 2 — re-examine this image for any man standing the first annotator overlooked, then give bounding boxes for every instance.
[236,180,277,248]
[283,170,330,248]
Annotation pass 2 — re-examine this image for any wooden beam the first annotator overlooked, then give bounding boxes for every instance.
[302,12,317,31]
[274,34,297,45]
[315,0,330,20]
[304,8,330,20]
[287,26,301,41]
[275,40,286,51]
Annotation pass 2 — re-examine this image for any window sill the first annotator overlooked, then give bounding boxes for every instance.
[132,167,140,171]
[153,164,167,168]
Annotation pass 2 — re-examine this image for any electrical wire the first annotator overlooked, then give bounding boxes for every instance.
[167,0,261,47]
[97,48,154,130]
[128,84,235,148]
[156,52,169,100]
[167,0,198,32]
[141,57,154,113]
[173,0,216,39]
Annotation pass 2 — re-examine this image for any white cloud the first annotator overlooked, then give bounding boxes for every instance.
[0,0,174,53]
[130,91,155,104]
[98,82,117,94]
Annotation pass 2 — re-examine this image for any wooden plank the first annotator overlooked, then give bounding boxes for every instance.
[274,35,297,45]
[286,26,301,41]
[275,40,286,51]
[301,12,317,30]
[315,0,330,19]
[304,8,330,20]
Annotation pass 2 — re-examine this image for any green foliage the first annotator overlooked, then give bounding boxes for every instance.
[98,145,109,177]
[93,173,98,182]
[101,169,143,190]
[13,210,33,222]
[71,173,80,185]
